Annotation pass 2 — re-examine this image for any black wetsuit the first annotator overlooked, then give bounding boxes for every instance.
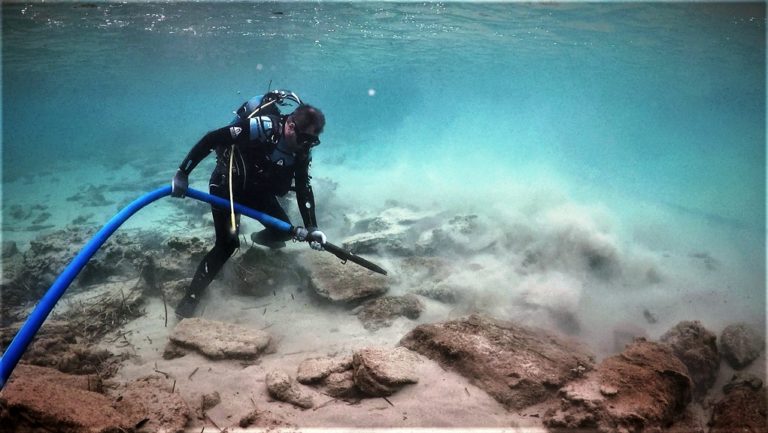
[176,114,317,308]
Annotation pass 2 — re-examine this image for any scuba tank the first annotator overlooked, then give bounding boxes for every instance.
[231,89,303,124]
[225,90,304,234]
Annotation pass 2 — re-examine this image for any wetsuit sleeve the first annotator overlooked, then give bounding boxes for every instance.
[295,157,318,228]
[177,120,250,175]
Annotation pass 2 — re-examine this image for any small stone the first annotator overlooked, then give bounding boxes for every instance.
[324,371,358,398]
[266,370,313,409]
[720,323,764,369]
[201,391,221,411]
[599,385,618,396]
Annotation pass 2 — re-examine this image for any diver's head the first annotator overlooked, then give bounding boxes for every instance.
[284,104,325,153]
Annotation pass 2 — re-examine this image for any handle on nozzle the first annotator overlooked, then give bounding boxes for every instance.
[323,241,388,276]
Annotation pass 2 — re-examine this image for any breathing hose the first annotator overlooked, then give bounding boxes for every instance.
[0,185,293,389]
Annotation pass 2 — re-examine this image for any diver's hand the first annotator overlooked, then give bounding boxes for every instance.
[293,226,309,242]
[307,229,327,251]
[171,170,188,198]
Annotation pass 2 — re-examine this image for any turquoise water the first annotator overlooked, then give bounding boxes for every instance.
[2,2,765,335]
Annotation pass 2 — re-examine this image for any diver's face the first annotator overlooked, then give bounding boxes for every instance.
[284,118,320,153]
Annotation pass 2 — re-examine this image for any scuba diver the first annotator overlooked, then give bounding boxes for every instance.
[170,90,327,318]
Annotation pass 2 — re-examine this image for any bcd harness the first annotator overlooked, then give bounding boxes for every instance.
[226,90,304,234]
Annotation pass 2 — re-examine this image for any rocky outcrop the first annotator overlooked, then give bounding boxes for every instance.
[399,314,594,410]
[720,323,764,369]
[709,373,767,433]
[266,369,314,409]
[109,375,191,433]
[356,294,424,330]
[543,339,692,432]
[659,320,719,396]
[352,347,420,397]
[300,252,389,302]
[0,228,204,327]
[0,364,133,433]
[169,318,270,359]
[0,321,122,377]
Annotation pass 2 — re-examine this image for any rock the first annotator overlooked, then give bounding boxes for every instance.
[666,407,707,433]
[201,391,221,411]
[300,252,389,302]
[659,320,719,396]
[0,321,122,377]
[342,207,437,256]
[160,279,191,308]
[0,364,133,432]
[400,314,594,410]
[8,364,103,393]
[265,369,314,409]
[720,323,764,369]
[325,370,358,398]
[239,409,260,428]
[228,247,303,296]
[169,318,270,359]
[111,375,191,433]
[352,347,420,397]
[543,339,692,432]
[722,372,763,394]
[414,214,499,255]
[342,231,413,256]
[296,356,353,384]
[237,408,292,429]
[404,257,461,305]
[709,373,767,433]
[144,236,208,285]
[1,227,196,328]
[599,385,618,396]
[23,227,153,289]
[296,356,360,399]
[162,341,187,360]
[356,294,424,330]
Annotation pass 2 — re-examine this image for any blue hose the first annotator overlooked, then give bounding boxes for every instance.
[0,186,294,388]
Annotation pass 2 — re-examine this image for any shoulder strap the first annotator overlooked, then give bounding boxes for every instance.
[248,115,282,148]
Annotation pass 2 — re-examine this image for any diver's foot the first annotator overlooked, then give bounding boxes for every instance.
[175,294,199,319]
[250,230,287,249]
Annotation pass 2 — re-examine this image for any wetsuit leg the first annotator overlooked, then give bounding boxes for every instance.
[249,194,294,247]
[175,181,241,318]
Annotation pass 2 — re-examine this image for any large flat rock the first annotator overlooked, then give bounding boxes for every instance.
[543,338,693,432]
[299,252,389,302]
[169,318,270,359]
[399,314,594,410]
[0,365,132,433]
